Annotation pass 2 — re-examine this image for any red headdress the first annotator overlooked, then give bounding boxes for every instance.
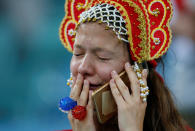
[59,0,173,64]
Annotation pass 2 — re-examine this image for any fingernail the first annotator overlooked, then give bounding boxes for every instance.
[111,70,117,76]
[125,62,131,68]
[142,69,148,76]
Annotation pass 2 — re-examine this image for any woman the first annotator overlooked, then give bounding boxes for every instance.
[59,0,193,130]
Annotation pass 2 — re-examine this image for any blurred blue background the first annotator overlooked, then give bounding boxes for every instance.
[0,0,72,130]
[0,0,194,130]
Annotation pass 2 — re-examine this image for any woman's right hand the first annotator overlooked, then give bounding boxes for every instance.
[68,73,96,131]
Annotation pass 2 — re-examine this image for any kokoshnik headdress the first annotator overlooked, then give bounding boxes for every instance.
[59,0,173,66]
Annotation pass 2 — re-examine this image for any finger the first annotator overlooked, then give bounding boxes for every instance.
[68,111,74,127]
[70,73,83,100]
[111,70,131,101]
[142,69,148,85]
[69,77,76,96]
[78,80,89,106]
[71,76,76,89]
[125,62,140,97]
[110,79,126,106]
[87,91,94,119]
[69,76,75,93]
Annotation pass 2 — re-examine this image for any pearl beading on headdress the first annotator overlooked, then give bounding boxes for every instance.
[78,3,129,43]
[133,62,149,102]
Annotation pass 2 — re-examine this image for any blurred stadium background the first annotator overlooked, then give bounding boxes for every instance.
[0,0,194,130]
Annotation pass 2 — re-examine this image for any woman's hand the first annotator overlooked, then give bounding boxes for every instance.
[110,62,148,131]
[68,74,96,131]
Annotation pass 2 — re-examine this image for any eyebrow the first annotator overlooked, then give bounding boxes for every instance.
[74,44,84,50]
[74,44,115,55]
[92,47,114,55]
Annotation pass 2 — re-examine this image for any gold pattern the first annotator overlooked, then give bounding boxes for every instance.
[148,0,172,60]
[88,17,91,21]
[98,20,102,24]
[92,18,97,22]
[154,39,160,43]
[76,3,84,11]
[72,38,75,42]
[105,26,109,30]
[133,3,148,61]
[153,8,160,17]
[82,19,86,23]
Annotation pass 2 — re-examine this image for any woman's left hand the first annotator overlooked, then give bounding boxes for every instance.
[110,62,148,131]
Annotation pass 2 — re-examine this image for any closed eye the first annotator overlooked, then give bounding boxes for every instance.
[98,57,110,61]
[74,54,82,56]
[73,53,84,57]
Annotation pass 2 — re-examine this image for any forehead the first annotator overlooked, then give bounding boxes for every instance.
[74,22,125,51]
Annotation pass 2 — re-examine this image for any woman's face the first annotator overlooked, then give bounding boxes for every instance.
[70,22,129,90]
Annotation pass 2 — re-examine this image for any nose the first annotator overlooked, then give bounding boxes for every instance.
[78,54,94,76]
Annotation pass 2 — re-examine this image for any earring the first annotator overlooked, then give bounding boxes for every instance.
[67,73,73,88]
[133,62,149,102]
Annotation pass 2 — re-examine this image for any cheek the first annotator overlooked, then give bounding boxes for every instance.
[96,60,127,82]
[70,57,79,80]
[95,63,123,83]
[97,66,113,83]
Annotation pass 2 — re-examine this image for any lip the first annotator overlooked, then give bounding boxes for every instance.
[89,84,101,90]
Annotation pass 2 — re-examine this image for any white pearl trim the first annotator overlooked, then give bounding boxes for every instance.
[78,3,129,43]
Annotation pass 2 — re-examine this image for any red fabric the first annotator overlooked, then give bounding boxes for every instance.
[60,0,173,62]
[186,126,194,131]
[149,60,158,68]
